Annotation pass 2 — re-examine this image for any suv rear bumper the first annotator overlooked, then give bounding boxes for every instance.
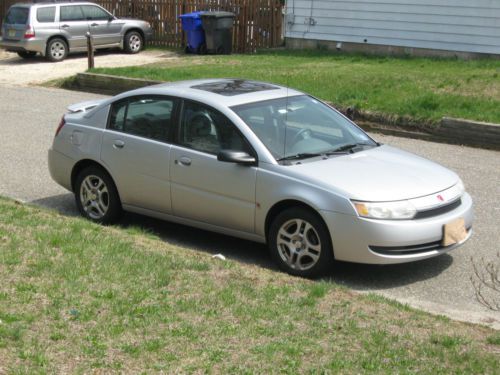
[0,37,46,54]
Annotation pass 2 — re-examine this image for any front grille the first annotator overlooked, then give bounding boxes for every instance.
[369,227,471,256]
[414,198,462,219]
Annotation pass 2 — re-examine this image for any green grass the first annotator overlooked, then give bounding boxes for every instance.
[0,197,499,373]
[91,49,500,124]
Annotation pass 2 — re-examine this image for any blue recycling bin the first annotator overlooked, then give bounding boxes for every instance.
[179,11,206,54]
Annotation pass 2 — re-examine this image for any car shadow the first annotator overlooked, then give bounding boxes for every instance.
[30,194,454,290]
[0,49,125,66]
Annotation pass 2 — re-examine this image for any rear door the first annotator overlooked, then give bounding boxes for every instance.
[59,5,88,49]
[100,95,178,213]
[81,4,123,46]
[2,6,30,41]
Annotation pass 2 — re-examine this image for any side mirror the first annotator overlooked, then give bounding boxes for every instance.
[217,150,256,166]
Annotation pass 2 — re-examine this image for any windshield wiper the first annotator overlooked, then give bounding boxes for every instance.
[276,153,323,162]
[327,143,375,154]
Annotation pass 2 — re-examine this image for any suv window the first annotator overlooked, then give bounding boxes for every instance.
[5,7,29,24]
[81,5,110,21]
[179,101,251,155]
[109,96,175,142]
[60,5,85,22]
[36,7,56,23]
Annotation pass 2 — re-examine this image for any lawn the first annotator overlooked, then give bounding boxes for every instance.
[0,197,499,373]
[91,49,500,124]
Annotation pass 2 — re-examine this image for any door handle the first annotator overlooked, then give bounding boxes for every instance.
[113,140,125,149]
[61,24,69,28]
[176,157,192,166]
[90,23,98,27]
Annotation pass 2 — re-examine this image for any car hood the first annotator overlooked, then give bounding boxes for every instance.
[289,145,459,201]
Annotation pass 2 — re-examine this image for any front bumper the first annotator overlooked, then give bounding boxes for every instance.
[144,29,153,42]
[0,37,46,54]
[321,192,473,264]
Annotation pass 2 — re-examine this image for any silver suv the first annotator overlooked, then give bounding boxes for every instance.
[0,1,153,61]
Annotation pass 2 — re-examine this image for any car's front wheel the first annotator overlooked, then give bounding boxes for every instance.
[124,31,143,54]
[75,166,121,224]
[269,207,334,278]
[46,38,68,62]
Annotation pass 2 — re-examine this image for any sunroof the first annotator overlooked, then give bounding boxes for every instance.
[191,80,280,96]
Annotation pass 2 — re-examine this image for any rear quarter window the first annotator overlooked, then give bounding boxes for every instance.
[36,7,56,23]
[4,7,29,25]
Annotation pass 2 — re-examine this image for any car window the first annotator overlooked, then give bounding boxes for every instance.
[108,96,175,142]
[5,7,29,24]
[36,7,56,23]
[179,101,251,155]
[60,5,85,22]
[81,5,110,21]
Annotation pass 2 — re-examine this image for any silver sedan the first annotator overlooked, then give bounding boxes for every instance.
[48,79,473,277]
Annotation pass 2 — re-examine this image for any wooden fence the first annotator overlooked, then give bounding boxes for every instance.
[0,0,283,52]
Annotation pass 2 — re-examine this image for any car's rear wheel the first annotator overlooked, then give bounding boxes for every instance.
[46,38,68,62]
[75,166,121,224]
[17,51,37,59]
[269,207,334,278]
[124,31,143,54]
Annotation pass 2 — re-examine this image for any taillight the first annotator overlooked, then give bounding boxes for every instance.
[24,26,35,39]
[55,116,65,137]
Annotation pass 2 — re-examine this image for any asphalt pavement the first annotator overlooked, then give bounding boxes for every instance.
[1,85,499,328]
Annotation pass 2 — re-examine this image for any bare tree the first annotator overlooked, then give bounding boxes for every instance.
[471,252,500,311]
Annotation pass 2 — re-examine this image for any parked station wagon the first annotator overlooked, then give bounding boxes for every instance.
[48,79,473,277]
[0,1,152,61]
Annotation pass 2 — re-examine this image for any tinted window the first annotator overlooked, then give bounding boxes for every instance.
[179,101,250,155]
[109,96,174,142]
[81,5,110,21]
[5,7,29,24]
[36,7,56,23]
[60,6,85,21]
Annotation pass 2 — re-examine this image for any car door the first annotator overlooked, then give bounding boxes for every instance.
[59,5,88,49]
[100,95,178,213]
[170,100,257,233]
[81,4,123,46]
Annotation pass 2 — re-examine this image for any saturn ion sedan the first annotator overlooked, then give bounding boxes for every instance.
[48,79,473,277]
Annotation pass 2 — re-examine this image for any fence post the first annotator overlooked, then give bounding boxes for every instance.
[86,32,94,69]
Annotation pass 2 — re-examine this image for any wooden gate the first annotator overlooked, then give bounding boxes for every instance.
[0,0,283,53]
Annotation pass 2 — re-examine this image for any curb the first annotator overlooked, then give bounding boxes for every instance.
[65,73,500,151]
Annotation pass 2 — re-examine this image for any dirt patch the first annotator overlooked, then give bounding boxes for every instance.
[0,49,179,86]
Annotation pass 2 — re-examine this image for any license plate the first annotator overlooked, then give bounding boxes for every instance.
[442,217,467,246]
[8,29,16,37]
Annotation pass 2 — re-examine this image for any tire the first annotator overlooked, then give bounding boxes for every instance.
[124,31,143,54]
[268,207,334,278]
[46,38,68,62]
[74,166,122,224]
[17,51,37,59]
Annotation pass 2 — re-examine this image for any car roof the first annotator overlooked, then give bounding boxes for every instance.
[12,1,94,7]
[117,79,305,108]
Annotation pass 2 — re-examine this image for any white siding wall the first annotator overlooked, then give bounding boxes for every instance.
[285,0,500,54]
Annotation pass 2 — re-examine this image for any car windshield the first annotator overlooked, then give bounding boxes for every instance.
[232,95,377,161]
[5,7,29,24]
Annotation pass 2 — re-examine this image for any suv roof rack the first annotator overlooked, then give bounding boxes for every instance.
[31,0,88,3]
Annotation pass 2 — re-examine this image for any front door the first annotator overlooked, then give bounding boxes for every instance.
[170,100,257,233]
[81,4,123,46]
[100,95,177,213]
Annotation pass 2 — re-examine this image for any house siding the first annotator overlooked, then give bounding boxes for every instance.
[285,0,500,55]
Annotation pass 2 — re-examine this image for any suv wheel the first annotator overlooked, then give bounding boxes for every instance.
[269,207,334,278]
[46,38,68,62]
[75,166,122,224]
[17,51,37,59]
[124,31,143,54]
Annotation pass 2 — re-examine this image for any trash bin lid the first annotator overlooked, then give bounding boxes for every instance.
[179,11,205,19]
[201,11,235,19]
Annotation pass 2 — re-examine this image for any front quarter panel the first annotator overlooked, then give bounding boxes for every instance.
[255,163,354,237]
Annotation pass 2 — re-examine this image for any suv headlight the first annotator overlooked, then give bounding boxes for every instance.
[352,200,417,220]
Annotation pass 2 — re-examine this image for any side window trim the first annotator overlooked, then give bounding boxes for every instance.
[176,99,257,159]
[106,95,177,144]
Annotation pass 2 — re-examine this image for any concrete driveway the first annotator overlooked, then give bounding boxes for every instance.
[1,84,499,329]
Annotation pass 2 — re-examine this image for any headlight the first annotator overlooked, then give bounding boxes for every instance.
[352,200,417,220]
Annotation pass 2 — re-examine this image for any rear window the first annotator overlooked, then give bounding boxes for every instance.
[4,7,29,25]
